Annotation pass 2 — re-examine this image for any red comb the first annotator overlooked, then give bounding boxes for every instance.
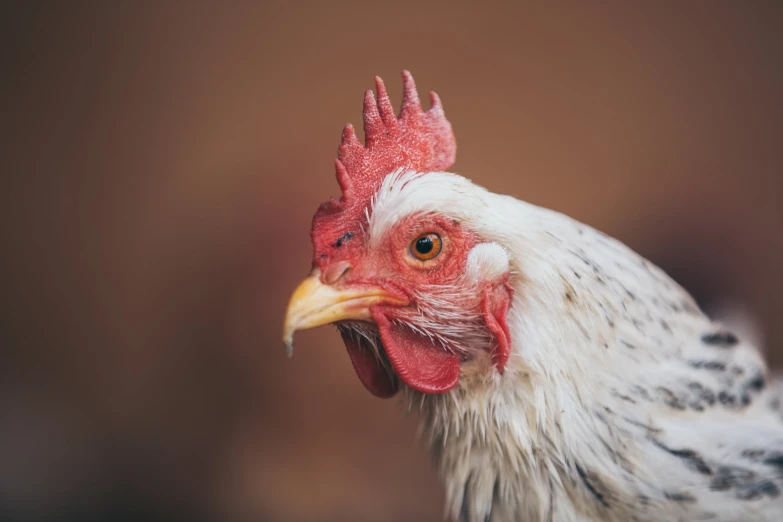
[310,71,456,267]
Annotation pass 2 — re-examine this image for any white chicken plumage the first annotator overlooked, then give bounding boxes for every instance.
[283,72,783,522]
[368,170,783,522]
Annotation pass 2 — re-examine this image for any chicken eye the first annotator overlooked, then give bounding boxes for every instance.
[410,233,442,261]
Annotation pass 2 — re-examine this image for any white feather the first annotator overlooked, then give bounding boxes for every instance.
[466,243,510,284]
[363,170,783,522]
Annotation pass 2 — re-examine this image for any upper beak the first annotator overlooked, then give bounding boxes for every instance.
[282,270,407,356]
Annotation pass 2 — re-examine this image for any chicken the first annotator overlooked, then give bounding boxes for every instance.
[282,71,783,522]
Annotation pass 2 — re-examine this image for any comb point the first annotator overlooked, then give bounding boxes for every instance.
[400,70,421,117]
[428,91,444,113]
[341,124,359,146]
[363,89,383,146]
[374,76,397,127]
[334,158,353,198]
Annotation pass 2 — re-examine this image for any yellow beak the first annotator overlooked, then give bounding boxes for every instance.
[282,271,407,356]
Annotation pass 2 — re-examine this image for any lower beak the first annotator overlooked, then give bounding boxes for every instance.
[282,271,407,356]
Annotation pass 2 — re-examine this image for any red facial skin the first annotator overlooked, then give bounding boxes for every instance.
[321,212,513,398]
[346,215,475,295]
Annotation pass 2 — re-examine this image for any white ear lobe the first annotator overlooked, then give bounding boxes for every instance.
[465,242,510,283]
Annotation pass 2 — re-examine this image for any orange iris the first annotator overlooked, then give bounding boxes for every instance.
[410,233,443,261]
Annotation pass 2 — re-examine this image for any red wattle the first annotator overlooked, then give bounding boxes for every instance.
[341,329,399,398]
[372,309,461,395]
[481,282,513,373]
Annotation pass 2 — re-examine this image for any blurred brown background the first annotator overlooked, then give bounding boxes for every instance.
[1,2,782,521]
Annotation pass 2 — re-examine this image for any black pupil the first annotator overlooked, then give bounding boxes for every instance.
[415,236,434,254]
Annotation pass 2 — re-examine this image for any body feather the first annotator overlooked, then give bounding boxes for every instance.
[369,170,783,522]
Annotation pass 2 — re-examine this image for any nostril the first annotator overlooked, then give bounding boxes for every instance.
[323,260,353,285]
